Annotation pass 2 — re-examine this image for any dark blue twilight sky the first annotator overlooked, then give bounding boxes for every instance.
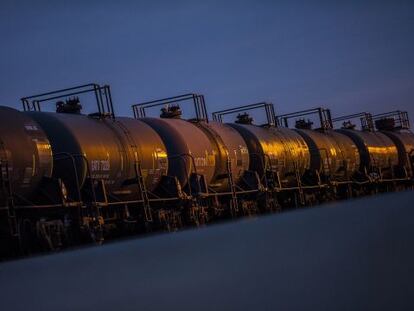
[1,1,413,124]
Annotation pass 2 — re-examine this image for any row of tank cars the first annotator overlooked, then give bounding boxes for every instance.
[0,83,413,257]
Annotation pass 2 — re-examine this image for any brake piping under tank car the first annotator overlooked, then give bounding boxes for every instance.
[0,83,413,258]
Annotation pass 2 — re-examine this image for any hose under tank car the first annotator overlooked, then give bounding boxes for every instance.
[0,106,53,204]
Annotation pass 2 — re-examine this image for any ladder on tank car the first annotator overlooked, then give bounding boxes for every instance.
[225,155,239,215]
[0,157,20,243]
[114,120,153,222]
[134,161,152,222]
[199,121,240,215]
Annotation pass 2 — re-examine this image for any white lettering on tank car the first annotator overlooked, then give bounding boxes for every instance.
[24,124,39,131]
[193,151,216,167]
[91,160,111,171]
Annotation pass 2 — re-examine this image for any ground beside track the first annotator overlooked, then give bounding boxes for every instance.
[0,191,413,311]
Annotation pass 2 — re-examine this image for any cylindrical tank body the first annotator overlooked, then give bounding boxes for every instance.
[26,112,168,202]
[196,121,249,191]
[295,129,359,181]
[336,129,398,178]
[378,130,414,174]
[0,107,53,203]
[229,124,311,186]
[114,117,168,191]
[139,118,217,189]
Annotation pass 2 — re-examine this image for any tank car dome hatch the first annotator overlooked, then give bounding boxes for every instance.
[25,111,168,202]
[160,105,182,119]
[0,107,53,204]
[341,121,356,130]
[56,97,82,114]
[295,119,313,130]
[235,113,254,125]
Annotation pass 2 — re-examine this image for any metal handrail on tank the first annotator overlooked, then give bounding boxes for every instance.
[132,93,208,122]
[212,102,276,126]
[21,83,115,119]
[371,110,410,130]
[276,107,333,131]
[332,112,375,131]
